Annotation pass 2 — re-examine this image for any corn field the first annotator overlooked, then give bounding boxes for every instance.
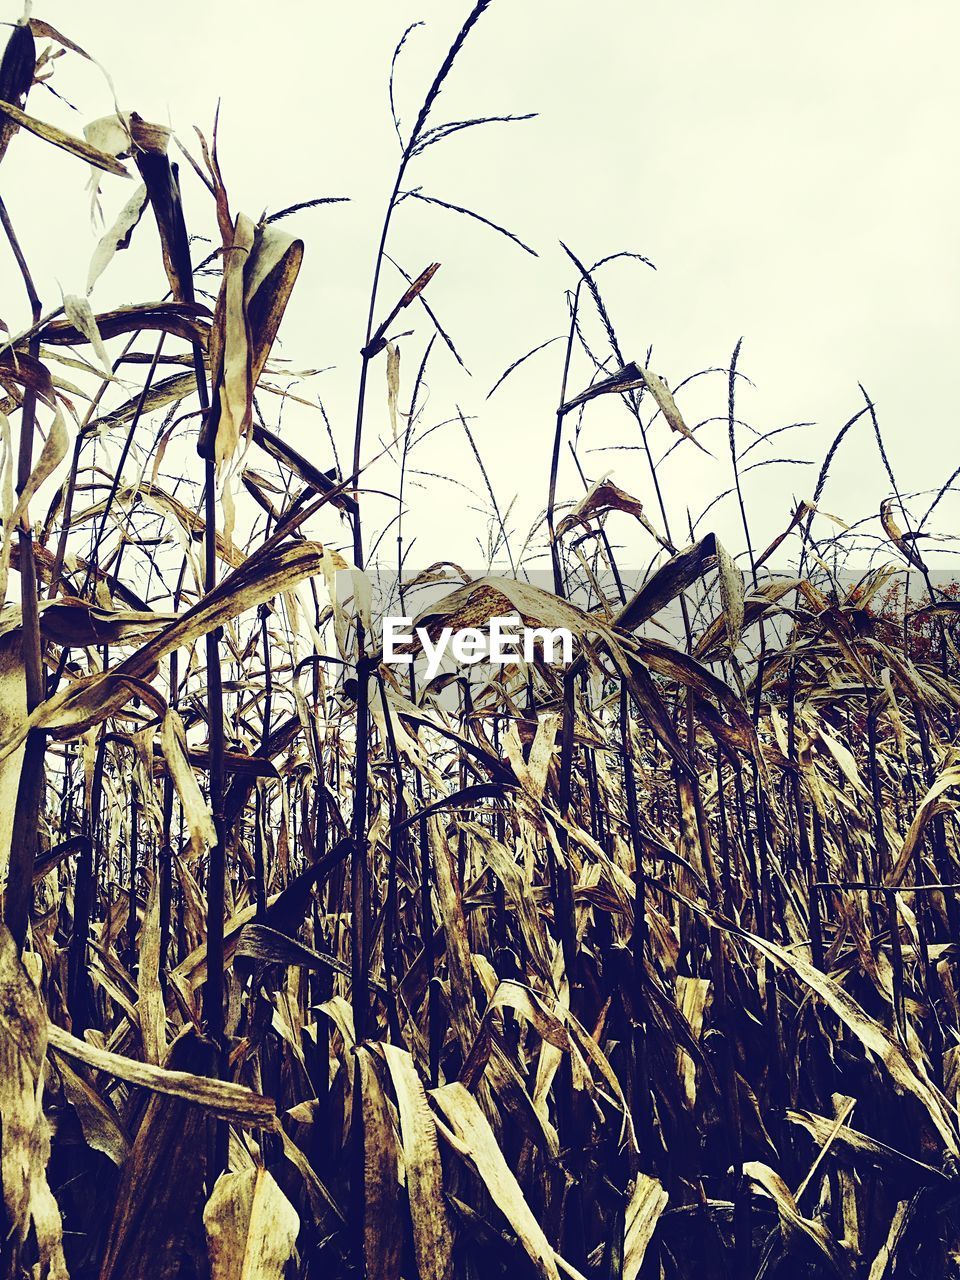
[2,6,960,1279]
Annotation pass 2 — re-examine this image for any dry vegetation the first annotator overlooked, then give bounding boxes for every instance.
[2,5,960,1279]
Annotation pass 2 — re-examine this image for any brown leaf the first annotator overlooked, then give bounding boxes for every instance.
[252,421,357,514]
[0,541,332,762]
[715,539,745,649]
[41,301,211,348]
[386,340,401,438]
[55,1054,130,1166]
[200,219,305,464]
[98,1029,216,1280]
[880,498,927,572]
[383,1044,455,1280]
[785,1109,947,1184]
[161,709,217,862]
[638,366,711,454]
[0,631,26,886]
[430,815,480,1058]
[623,1174,668,1280]
[614,535,721,634]
[136,868,167,1064]
[0,926,68,1279]
[683,898,960,1157]
[0,95,130,174]
[560,362,646,414]
[204,1167,300,1280]
[47,1021,275,1126]
[85,183,149,292]
[356,1047,404,1280]
[556,477,663,544]
[744,1160,849,1274]
[432,1082,569,1280]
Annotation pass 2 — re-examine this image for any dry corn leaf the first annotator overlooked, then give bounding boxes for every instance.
[47,1021,275,1126]
[685,898,959,1156]
[357,1047,404,1280]
[201,218,304,465]
[87,185,149,293]
[382,1043,455,1280]
[0,630,26,883]
[715,538,745,649]
[0,21,34,165]
[213,212,256,468]
[866,1197,918,1280]
[91,371,194,436]
[41,301,211,348]
[880,499,927,573]
[0,95,130,174]
[432,1081,566,1280]
[98,1029,216,1280]
[744,1160,848,1274]
[0,541,330,762]
[63,293,112,374]
[786,1109,947,1184]
[160,708,217,862]
[0,355,69,606]
[887,759,960,886]
[560,362,646,414]
[623,1174,668,1280]
[204,1167,300,1280]
[55,1053,130,1166]
[556,476,662,545]
[429,815,480,1058]
[614,535,721,634]
[0,926,69,1280]
[136,867,167,1064]
[639,365,712,455]
[386,340,401,438]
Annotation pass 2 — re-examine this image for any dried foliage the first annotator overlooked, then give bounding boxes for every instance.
[1,7,960,1280]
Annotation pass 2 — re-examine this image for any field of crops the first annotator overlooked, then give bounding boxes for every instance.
[2,6,960,1279]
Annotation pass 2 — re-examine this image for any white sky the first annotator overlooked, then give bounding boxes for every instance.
[3,1,959,579]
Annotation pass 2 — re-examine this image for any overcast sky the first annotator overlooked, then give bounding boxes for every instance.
[3,1,959,579]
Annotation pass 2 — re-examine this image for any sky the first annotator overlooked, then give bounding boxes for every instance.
[2,0,959,582]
